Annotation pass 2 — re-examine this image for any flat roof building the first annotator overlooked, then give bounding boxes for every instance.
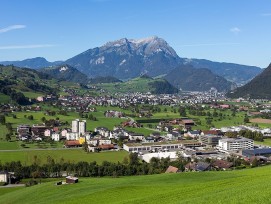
[218,137,254,152]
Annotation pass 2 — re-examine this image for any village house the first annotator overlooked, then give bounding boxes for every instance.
[165,166,179,173]
[52,132,60,141]
[128,133,145,141]
[185,162,211,172]
[212,160,233,170]
[66,176,78,184]
[64,140,81,148]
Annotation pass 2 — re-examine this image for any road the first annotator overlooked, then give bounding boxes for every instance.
[0,147,81,152]
[0,184,25,188]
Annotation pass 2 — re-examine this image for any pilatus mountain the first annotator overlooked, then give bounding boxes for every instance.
[66,36,182,79]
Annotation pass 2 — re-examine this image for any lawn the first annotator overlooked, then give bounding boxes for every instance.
[0,149,128,165]
[254,138,271,147]
[0,165,271,203]
[0,93,10,103]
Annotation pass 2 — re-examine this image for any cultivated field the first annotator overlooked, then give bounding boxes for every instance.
[250,118,271,124]
[0,165,271,203]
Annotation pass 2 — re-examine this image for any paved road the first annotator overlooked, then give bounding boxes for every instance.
[0,184,25,188]
[0,147,81,152]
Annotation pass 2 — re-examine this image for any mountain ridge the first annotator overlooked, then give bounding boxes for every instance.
[227,63,271,99]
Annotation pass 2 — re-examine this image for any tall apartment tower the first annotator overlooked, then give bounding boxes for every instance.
[72,119,79,133]
[79,120,86,135]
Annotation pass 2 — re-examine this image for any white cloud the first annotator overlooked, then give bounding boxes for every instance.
[0,25,26,33]
[261,13,271,16]
[0,44,57,50]
[230,27,241,34]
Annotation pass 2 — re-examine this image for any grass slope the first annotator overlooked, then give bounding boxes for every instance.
[96,76,178,94]
[0,166,271,203]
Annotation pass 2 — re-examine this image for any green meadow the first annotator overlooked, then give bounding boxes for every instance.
[0,165,271,204]
[0,149,128,165]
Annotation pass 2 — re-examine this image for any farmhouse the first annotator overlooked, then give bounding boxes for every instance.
[212,160,233,170]
[66,176,78,184]
[185,162,211,172]
[64,140,81,148]
[165,166,179,173]
[0,171,8,183]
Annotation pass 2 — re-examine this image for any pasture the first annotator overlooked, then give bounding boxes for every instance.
[0,165,271,203]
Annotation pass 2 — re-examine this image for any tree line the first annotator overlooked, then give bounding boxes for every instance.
[0,153,188,179]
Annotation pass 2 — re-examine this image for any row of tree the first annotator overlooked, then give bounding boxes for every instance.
[0,153,187,179]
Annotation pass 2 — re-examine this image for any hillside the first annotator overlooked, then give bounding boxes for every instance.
[0,65,58,104]
[0,57,62,69]
[185,58,263,85]
[89,76,122,84]
[165,65,234,92]
[228,63,271,99]
[1,166,271,203]
[39,64,89,84]
[96,76,179,94]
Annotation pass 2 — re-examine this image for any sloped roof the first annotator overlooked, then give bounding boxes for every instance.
[165,166,179,173]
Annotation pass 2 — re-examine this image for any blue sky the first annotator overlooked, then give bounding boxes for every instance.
[0,0,270,67]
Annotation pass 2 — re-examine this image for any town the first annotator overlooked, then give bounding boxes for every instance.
[0,86,270,185]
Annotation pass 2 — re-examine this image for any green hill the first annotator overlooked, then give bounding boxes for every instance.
[1,166,271,203]
[39,64,89,84]
[96,76,179,94]
[165,65,234,92]
[0,65,63,104]
[89,76,122,84]
[0,65,57,104]
[228,63,271,99]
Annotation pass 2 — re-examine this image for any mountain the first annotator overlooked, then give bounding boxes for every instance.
[39,64,89,84]
[65,36,183,79]
[89,76,122,84]
[0,57,62,69]
[96,76,179,94]
[227,63,271,99]
[65,36,262,85]
[0,37,263,86]
[184,58,263,85]
[165,65,234,92]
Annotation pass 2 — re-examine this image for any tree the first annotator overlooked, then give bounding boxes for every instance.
[129,153,139,165]
[251,158,259,168]
[28,115,34,120]
[5,133,11,141]
[0,115,6,125]
[244,116,249,123]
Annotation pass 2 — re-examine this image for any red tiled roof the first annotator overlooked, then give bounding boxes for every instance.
[165,166,179,173]
[65,140,80,146]
[98,144,114,150]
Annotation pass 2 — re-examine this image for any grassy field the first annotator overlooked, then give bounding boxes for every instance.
[0,149,128,165]
[0,165,271,203]
[0,93,10,103]
[254,138,271,147]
